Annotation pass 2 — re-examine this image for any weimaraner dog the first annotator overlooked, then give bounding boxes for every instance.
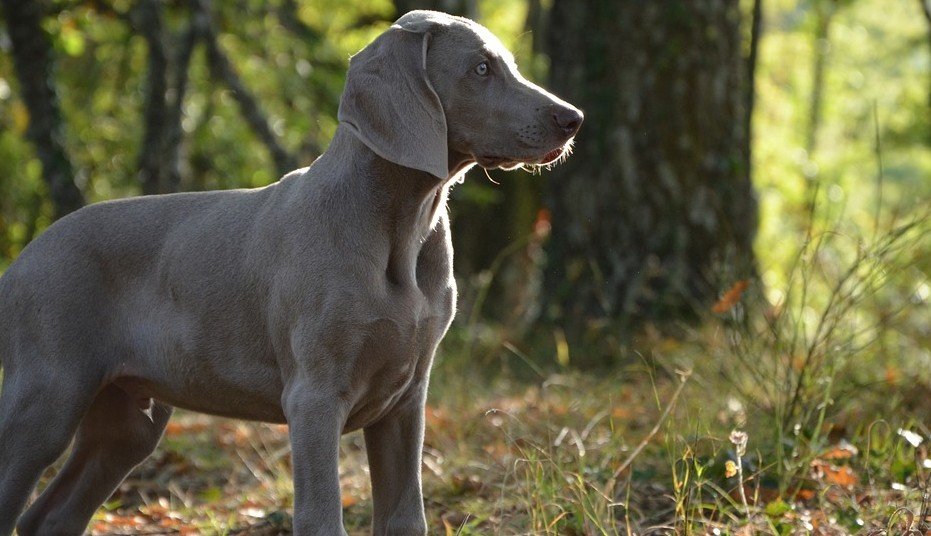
[0,10,581,535]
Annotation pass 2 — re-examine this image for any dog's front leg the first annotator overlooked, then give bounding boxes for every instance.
[283,383,349,536]
[364,384,428,536]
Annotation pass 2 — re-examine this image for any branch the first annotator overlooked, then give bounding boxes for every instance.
[131,0,171,195]
[601,370,692,498]
[162,7,208,193]
[194,0,298,177]
[920,0,931,27]
[745,0,762,169]
[272,0,339,160]
[1,0,84,219]
[275,0,321,45]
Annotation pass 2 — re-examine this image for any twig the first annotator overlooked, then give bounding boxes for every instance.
[193,0,298,177]
[162,7,207,192]
[1,0,84,218]
[132,0,170,195]
[602,370,692,497]
[872,100,884,237]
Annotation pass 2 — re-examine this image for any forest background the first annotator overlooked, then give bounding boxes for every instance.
[1,0,930,533]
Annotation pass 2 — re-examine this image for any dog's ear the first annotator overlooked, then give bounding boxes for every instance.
[338,16,449,180]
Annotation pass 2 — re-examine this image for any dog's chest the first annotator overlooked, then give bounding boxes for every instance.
[341,278,455,431]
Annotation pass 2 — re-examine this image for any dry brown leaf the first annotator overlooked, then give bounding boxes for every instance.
[811,459,858,488]
[712,280,750,314]
[341,494,360,509]
[820,441,858,460]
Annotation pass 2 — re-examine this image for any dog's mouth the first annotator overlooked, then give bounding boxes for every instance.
[476,141,574,171]
[537,147,565,165]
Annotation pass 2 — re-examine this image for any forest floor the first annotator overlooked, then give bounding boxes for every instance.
[50,340,930,535]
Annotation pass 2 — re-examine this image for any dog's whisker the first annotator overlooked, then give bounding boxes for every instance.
[483,167,500,185]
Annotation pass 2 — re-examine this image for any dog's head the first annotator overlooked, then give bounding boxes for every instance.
[338,10,583,180]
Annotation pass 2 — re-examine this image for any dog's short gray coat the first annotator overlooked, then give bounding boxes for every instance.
[0,10,581,535]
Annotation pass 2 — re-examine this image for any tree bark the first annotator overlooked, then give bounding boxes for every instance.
[543,0,757,333]
[745,0,763,177]
[1,0,84,219]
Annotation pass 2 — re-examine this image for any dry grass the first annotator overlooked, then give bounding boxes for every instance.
[27,213,931,535]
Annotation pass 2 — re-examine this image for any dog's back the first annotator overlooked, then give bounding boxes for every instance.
[0,188,273,376]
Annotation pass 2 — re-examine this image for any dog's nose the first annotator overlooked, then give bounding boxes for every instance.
[552,106,584,136]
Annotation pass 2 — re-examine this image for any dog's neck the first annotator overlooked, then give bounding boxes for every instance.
[327,125,460,286]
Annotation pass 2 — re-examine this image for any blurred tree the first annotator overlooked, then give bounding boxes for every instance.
[129,0,203,194]
[394,0,478,18]
[806,1,836,158]
[543,0,758,334]
[745,0,763,176]
[1,0,84,219]
[919,0,931,120]
[197,0,298,178]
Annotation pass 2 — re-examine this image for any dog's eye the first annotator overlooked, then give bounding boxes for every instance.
[474,61,489,76]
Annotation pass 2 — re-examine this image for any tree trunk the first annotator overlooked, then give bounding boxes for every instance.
[133,0,171,195]
[195,0,298,178]
[1,0,84,219]
[745,0,763,177]
[806,2,834,157]
[918,0,931,137]
[131,0,204,195]
[543,0,757,334]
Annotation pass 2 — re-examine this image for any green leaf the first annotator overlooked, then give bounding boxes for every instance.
[60,26,85,56]
[765,498,791,518]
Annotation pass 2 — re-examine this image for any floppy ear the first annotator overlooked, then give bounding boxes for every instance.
[338,22,449,180]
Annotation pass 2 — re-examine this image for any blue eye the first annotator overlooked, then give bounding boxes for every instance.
[474,61,489,76]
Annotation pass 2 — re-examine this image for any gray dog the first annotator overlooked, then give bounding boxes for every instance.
[0,10,581,535]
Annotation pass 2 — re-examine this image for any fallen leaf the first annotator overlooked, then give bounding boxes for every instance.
[820,440,858,460]
[533,208,551,238]
[794,488,816,501]
[164,421,209,437]
[811,459,858,488]
[712,280,750,314]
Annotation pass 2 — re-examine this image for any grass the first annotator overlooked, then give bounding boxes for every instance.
[65,203,931,535]
[21,206,930,535]
[14,179,931,535]
[78,362,930,535]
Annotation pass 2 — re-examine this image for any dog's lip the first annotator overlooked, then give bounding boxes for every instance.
[475,155,517,168]
[538,147,564,165]
[477,145,567,169]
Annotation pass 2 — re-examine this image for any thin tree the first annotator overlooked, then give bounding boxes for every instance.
[1,0,84,219]
[746,0,764,178]
[132,0,204,195]
[919,0,931,137]
[194,0,298,178]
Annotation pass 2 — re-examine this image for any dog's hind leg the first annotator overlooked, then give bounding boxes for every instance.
[0,370,96,536]
[15,384,172,535]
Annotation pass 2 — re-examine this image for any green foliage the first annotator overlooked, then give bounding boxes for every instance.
[2,0,931,533]
[754,0,931,285]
